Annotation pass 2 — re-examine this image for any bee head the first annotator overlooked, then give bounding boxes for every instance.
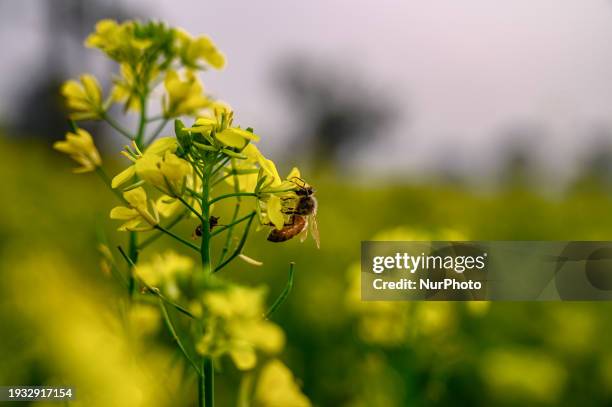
[290,176,314,196]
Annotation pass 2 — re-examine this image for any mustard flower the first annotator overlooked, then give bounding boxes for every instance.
[197,285,285,370]
[175,29,225,70]
[61,74,105,120]
[254,360,312,407]
[110,187,159,231]
[243,144,283,187]
[85,19,152,63]
[128,304,161,336]
[111,64,143,112]
[259,167,306,230]
[266,195,285,230]
[136,151,192,197]
[53,129,102,173]
[135,250,194,300]
[190,105,261,148]
[111,137,178,188]
[163,70,210,118]
[155,194,184,218]
[221,146,285,197]
[223,160,260,193]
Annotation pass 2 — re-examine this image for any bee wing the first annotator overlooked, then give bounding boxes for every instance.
[298,217,309,242]
[309,214,320,249]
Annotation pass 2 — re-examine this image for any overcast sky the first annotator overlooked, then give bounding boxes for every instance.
[3,0,612,181]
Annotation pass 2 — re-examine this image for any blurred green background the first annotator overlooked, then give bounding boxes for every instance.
[3,137,612,406]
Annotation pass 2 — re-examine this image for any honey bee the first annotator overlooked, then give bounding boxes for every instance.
[267,177,320,248]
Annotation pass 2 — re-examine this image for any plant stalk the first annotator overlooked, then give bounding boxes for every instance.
[199,162,214,406]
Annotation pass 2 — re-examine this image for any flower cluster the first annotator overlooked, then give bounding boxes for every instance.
[53,19,314,407]
[197,284,285,370]
[52,128,102,173]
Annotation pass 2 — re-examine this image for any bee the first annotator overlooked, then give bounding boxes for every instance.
[193,216,220,238]
[267,177,320,248]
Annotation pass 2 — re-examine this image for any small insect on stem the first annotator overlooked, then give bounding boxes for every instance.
[193,216,220,238]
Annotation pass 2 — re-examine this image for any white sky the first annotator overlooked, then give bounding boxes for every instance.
[3,0,612,181]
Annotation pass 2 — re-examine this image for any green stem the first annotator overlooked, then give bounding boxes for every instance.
[200,166,212,273]
[214,213,256,273]
[203,357,214,407]
[159,299,201,374]
[117,247,195,319]
[199,163,214,406]
[199,375,204,407]
[128,232,138,298]
[101,113,134,140]
[212,211,255,237]
[211,172,233,188]
[185,188,204,200]
[145,118,169,146]
[210,156,231,176]
[138,210,188,250]
[95,167,126,203]
[208,192,258,206]
[177,196,205,223]
[135,93,148,148]
[220,160,242,262]
[265,262,295,318]
[147,114,165,122]
[154,225,200,252]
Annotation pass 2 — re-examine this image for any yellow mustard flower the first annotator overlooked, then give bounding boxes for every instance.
[197,285,285,370]
[111,137,178,188]
[111,64,143,112]
[259,167,305,229]
[175,28,225,69]
[136,151,192,196]
[223,160,260,193]
[128,304,161,336]
[190,105,261,148]
[110,187,159,231]
[135,250,194,300]
[61,74,105,120]
[155,194,184,218]
[266,195,285,230]
[85,19,152,62]
[154,169,202,218]
[53,129,102,173]
[163,70,210,117]
[254,360,311,407]
[345,262,411,346]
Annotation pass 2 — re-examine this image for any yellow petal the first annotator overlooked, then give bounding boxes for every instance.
[155,196,182,218]
[229,345,257,371]
[110,206,138,220]
[145,137,177,155]
[247,321,285,354]
[111,165,136,188]
[123,187,148,209]
[254,360,311,407]
[215,128,260,148]
[61,80,85,99]
[242,144,264,163]
[261,158,282,186]
[267,195,284,230]
[80,74,102,104]
[286,167,301,181]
